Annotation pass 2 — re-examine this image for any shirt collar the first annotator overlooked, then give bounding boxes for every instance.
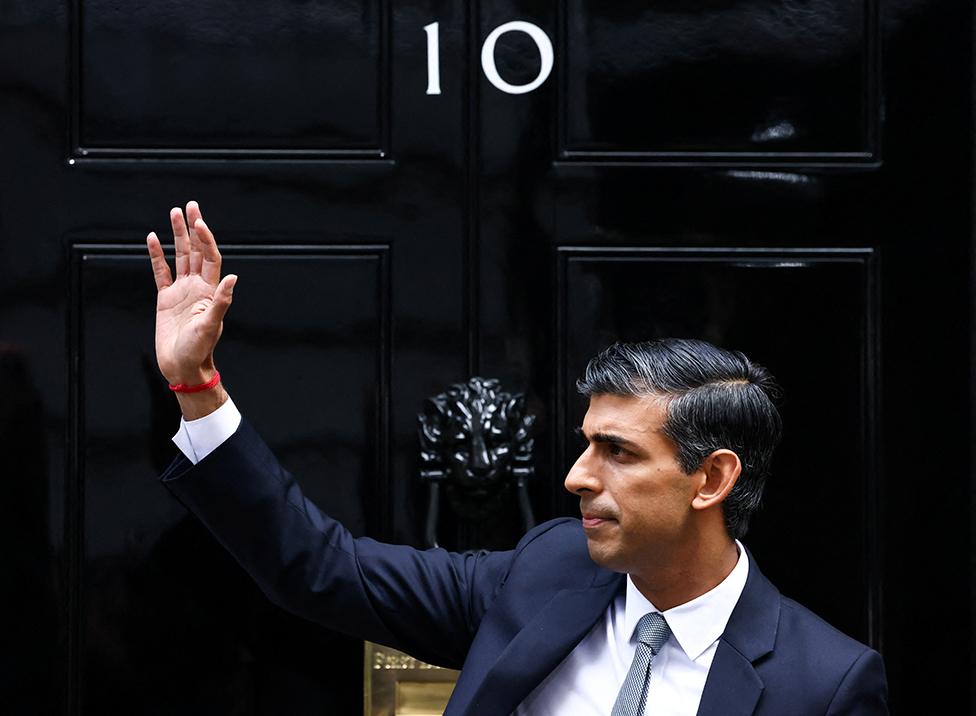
[622,540,750,662]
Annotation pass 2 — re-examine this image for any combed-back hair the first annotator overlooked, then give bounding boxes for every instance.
[576,339,783,540]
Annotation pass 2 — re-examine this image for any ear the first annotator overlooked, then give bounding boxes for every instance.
[691,449,741,511]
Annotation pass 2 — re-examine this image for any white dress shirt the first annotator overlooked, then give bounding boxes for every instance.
[171,397,241,465]
[514,546,748,715]
[172,400,749,715]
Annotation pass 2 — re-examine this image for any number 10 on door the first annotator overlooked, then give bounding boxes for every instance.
[424,21,554,96]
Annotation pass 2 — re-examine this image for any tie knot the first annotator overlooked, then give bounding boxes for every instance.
[634,612,670,653]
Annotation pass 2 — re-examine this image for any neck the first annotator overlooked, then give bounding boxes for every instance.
[629,533,739,611]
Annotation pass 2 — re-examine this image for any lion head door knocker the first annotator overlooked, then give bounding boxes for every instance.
[418,377,536,550]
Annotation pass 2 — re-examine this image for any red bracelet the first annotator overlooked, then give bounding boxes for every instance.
[168,370,221,393]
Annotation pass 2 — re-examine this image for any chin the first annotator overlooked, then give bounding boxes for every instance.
[585,541,627,573]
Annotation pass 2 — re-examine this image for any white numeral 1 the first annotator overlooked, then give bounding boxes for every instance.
[424,22,441,95]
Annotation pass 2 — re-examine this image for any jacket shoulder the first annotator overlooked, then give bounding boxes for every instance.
[502,517,611,590]
[513,517,582,549]
[512,517,589,565]
[778,596,873,661]
[755,596,887,713]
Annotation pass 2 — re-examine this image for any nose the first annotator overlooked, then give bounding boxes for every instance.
[564,448,601,496]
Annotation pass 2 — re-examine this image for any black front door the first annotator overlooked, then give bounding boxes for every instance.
[1,0,970,713]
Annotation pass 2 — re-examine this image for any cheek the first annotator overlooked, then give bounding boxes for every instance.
[621,471,690,527]
[671,468,698,502]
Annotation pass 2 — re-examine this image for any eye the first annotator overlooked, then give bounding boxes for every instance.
[606,442,636,462]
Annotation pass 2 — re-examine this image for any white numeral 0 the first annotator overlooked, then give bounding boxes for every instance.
[481,21,554,95]
[424,20,554,96]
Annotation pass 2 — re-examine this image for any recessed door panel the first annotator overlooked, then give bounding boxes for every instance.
[556,249,878,643]
[76,0,388,156]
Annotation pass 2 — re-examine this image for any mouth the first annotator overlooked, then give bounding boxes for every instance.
[580,512,616,530]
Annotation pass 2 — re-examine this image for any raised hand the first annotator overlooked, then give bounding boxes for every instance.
[147,201,237,414]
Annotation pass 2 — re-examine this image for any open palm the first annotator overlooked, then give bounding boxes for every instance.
[146,201,237,386]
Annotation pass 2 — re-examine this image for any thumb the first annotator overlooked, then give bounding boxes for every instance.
[207,274,237,325]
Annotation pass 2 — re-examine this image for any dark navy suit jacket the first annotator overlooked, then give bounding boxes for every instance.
[160,420,888,715]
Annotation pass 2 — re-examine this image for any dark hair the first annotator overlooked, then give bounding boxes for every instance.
[576,339,782,540]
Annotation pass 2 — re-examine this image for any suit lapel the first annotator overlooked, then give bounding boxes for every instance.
[696,547,781,716]
[462,573,624,716]
[696,641,764,716]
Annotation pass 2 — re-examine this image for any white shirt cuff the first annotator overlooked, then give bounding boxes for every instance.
[171,396,242,465]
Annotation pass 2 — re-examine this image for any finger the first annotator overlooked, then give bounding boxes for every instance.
[170,207,190,277]
[204,274,237,327]
[186,199,203,226]
[186,201,204,275]
[146,233,174,291]
[194,218,222,286]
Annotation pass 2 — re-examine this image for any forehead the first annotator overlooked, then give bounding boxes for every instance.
[581,393,668,438]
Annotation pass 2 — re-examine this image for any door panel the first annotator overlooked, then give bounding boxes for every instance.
[76,0,389,156]
[556,249,878,644]
[558,0,877,158]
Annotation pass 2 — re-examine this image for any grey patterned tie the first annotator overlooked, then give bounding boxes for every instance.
[610,611,671,716]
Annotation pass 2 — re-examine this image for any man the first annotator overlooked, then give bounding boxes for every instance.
[147,202,888,715]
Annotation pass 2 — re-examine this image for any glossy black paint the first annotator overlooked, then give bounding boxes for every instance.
[0,0,971,713]
[558,0,878,159]
[75,0,389,157]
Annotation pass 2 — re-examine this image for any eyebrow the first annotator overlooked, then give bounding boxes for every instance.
[574,426,641,451]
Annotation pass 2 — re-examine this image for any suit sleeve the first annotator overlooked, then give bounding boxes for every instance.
[159,418,514,669]
[825,648,889,715]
